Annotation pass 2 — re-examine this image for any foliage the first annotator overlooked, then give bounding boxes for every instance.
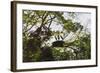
[23,10,91,62]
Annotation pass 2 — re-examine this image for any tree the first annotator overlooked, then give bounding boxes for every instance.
[23,10,91,62]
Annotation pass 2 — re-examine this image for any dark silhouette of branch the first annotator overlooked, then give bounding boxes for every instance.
[47,15,56,29]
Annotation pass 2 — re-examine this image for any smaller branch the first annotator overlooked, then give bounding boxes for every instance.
[47,15,56,29]
[62,33,69,40]
[42,11,46,17]
[24,21,37,33]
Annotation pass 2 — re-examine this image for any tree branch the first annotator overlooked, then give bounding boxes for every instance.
[24,21,37,33]
[47,15,56,29]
